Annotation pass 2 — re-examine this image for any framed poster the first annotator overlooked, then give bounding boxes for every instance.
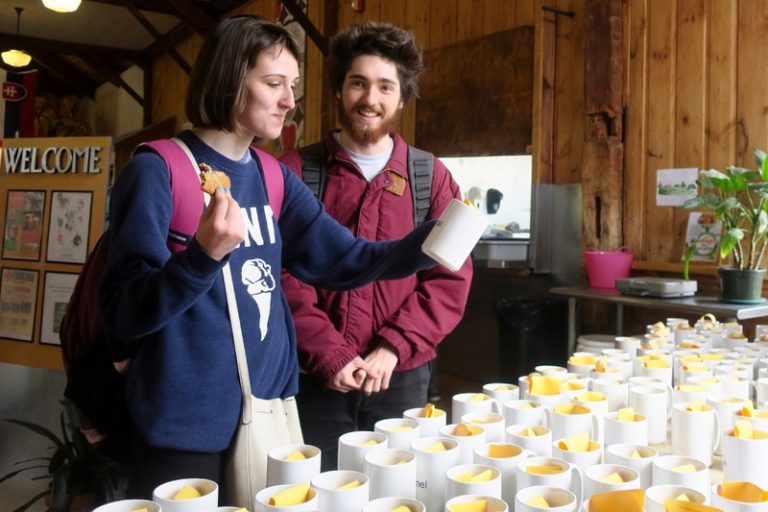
[40,272,78,346]
[0,267,39,342]
[46,191,92,264]
[2,190,45,261]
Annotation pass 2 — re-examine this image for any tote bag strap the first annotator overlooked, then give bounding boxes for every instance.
[170,138,254,425]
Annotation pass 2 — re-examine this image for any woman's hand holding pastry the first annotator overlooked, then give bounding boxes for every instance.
[195,187,245,261]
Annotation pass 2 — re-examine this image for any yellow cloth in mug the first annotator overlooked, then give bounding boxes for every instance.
[687,402,708,412]
[454,422,482,436]
[488,444,521,458]
[643,359,670,369]
[526,465,564,475]
[423,442,447,452]
[733,420,754,439]
[555,403,591,415]
[285,450,306,460]
[672,464,697,473]
[337,480,360,490]
[720,481,768,503]
[588,489,643,512]
[173,485,202,500]
[130,508,149,512]
[529,374,562,396]
[663,500,721,512]
[617,408,637,422]
[449,499,488,512]
[390,507,412,512]
[558,431,591,452]
[576,391,605,402]
[570,355,596,365]
[526,495,550,508]
[601,472,624,483]
[469,393,488,401]
[269,483,310,506]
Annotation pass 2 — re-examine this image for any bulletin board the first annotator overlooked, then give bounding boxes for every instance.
[0,137,112,370]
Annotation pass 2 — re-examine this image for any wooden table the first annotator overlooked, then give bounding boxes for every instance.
[549,287,768,354]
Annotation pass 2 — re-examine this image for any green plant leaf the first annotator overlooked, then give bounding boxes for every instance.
[720,228,744,259]
[757,210,768,236]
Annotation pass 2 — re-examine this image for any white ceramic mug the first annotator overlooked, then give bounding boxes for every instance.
[310,470,369,512]
[254,483,319,511]
[722,426,768,488]
[361,497,425,512]
[590,378,629,411]
[473,441,533,505]
[451,392,501,424]
[516,456,583,509]
[440,423,487,464]
[462,412,505,443]
[707,395,749,456]
[672,384,710,404]
[515,485,578,512]
[337,431,388,472]
[403,406,448,438]
[615,336,642,356]
[628,385,671,444]
[374,418,421,450]
[93,500,160,512]
[721,376,752,400]
[546,403,601,442]
[363,448,416,500]
[670,402,720,467]
[651,455,710,499]
[644,484,706,512]
[603,410,648,447]
[267,443,322,487]
[411,436,460,512]
[756,378,768,406]
[444,494,509,512]
[152,478,219,512]
[444,463,502,502]
[421,198,488,271]
[483,382,520,408]
[505,423,553,457]
[711,482,768,512]
[583,463,640,500]
[604,443,657,490]
[504,399,548,427]
[552,437,603,473]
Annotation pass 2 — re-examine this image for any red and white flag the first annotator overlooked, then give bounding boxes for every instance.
[0,69,38,138]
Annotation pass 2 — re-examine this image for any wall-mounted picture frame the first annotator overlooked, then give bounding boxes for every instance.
[46,190,93,264]
[2,190,45,261]
[0,267,39,343]
[40,271,78,346]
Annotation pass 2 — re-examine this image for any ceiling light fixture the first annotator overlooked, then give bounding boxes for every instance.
[1,7,31,68]
[42,0,82,13]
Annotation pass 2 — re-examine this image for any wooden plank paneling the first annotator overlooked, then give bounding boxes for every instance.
[706,0,737,171]
[672,0,706,262]
[416,27,534,156]
[736,0,768,167]
[623,0,648,259]
[428,0,458,49]
[516,0,537,27]
[302,0,324,145]
[483,0,516,34]
[643,1,675,261]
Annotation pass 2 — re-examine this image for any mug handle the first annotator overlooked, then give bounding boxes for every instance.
[569,461,584,509]
[543,407,552,428]
[591,413,602,444]
[712,408,721,453]
[490,397,502,415]
[665,384,674,419]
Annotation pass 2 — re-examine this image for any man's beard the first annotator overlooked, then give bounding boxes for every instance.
[337,101,400,145]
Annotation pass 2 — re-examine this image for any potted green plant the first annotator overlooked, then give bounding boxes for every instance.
[0,400,121,512]
[683,148,768,303]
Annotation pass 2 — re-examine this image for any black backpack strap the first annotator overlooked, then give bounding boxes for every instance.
[298,141,327,200]
[407,146,434,227]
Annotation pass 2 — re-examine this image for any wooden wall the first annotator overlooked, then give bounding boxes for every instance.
[625,0,768,271]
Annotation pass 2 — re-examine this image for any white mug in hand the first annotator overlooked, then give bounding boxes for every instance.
[421,198,487,271]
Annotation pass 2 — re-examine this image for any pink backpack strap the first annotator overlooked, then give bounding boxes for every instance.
[140,139,204,253]
[251,146,284,221]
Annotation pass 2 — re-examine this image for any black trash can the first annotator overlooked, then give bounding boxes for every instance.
[497,297,569,381]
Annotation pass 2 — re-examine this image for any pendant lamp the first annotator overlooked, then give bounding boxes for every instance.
[1,8,31,68]
[42,0,81,13]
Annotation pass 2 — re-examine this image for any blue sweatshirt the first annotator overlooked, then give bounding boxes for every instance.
[100,131,436,452]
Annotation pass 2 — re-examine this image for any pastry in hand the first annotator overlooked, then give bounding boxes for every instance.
[199,162,231,194]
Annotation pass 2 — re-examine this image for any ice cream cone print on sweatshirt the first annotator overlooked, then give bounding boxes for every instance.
[241,258,275,340]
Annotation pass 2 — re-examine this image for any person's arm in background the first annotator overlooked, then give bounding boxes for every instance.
[279,149,378,391]
[361,159,473,395]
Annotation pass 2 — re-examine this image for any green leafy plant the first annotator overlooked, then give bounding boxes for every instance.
[0,401,121,512]
[683,148,768,270]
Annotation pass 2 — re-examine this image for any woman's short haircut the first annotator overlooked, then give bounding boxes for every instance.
[328,21,424,102]
[186,15,301,131]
